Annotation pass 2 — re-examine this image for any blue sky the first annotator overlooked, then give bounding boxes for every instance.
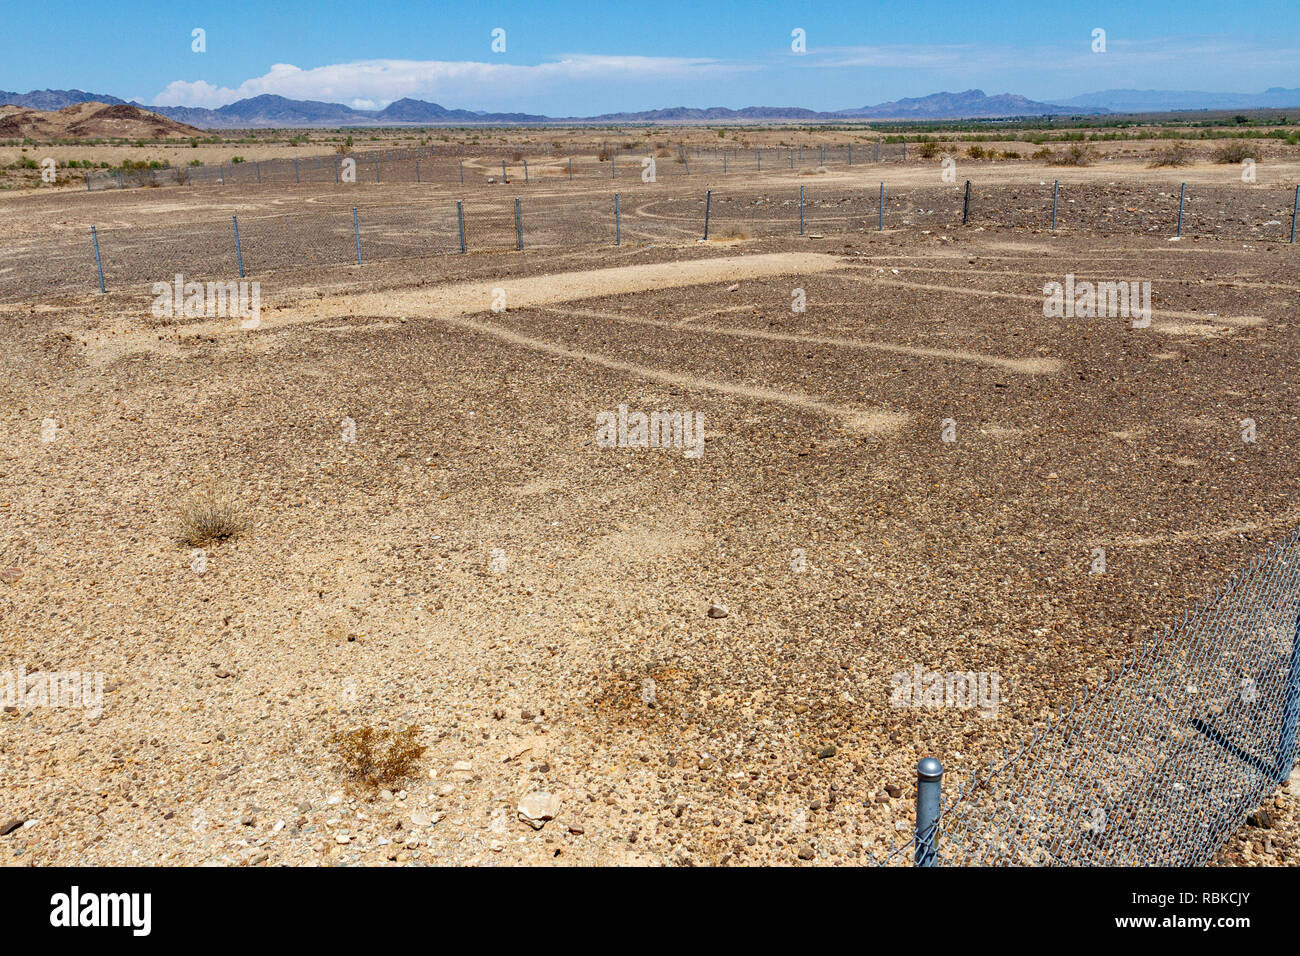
[2,0,1297,113]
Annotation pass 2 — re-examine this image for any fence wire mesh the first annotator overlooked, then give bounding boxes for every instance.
[873,527,1300,867]
[81,143,893,192]
[5,149,1296,303]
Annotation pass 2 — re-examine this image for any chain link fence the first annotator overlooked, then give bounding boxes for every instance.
[875,527,1300,866]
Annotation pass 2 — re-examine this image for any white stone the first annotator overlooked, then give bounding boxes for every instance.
[517,791,561,830]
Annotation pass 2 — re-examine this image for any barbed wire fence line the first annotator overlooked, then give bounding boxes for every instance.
[2,175,1297,302]
[80,142,892,192]
[873,526,1300,867]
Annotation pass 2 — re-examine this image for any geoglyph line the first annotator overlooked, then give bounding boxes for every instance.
[537,305,1061,375]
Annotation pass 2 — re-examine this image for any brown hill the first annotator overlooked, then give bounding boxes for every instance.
[0,101,202,140]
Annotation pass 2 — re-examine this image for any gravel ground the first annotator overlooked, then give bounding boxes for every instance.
[2,171,1299,865]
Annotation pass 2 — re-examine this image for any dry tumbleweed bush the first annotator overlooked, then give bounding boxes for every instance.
[175,481,247,547]
[332,726,426,789]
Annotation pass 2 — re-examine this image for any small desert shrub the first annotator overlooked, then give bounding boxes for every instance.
[1000,150,1021,160]
[966,145,988,159]
[1212,141,1254,164]
[797,165,829,176]
[1050,144,1095,166]
[1031,146,1056,161]
[333,725,426,788]
[1148,143,1193,167]
[598,146,611,162]
[510,151,523,162]
[918,141,940,159]
[176,481,247,547]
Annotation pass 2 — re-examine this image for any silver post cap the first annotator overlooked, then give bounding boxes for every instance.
[917,757,944,781]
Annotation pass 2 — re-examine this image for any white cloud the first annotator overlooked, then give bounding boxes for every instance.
[801,35,1300,79]
[151,55,747,109]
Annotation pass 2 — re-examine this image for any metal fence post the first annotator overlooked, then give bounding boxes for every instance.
[84,172,90,190]
[611,154,615,179]
[723,152,727,174]
[524,160,528,184]
[915,757,943,866]
[459,160,464,184]
[1177,182,1186,237]
[456,201,466,253]
[352,207,362,265]
[232,215,245,278]
[962,179,971,225]
[502,160,507,182]
[902,139,907,161]
[415,159,421,183]
[614,193,621,245]
[879,182,884,231]
[1291,184,1298,243]
[874,141,879,163]
[514,197,523,250]
[90,226,105,293]
[1052,180,1059,231]
[799,185,805,236]
[757,149,761,171]
[848,143,853,165]
[569,156,573,181]
[295,158,300,183]
[703,189,711,240]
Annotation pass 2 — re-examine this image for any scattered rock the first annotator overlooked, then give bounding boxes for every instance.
[1247,809,1273,829]
[517,791,560,830]
[0,818,23,836]
[707,604,729,619]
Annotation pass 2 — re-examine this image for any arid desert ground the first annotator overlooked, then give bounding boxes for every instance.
[3,134,1300,865]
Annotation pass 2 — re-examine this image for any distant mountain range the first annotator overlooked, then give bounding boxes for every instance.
[1057,87,1300,113]
[3,86,1299,128]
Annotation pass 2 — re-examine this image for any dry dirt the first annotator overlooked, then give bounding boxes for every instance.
[2,155,1299,867]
